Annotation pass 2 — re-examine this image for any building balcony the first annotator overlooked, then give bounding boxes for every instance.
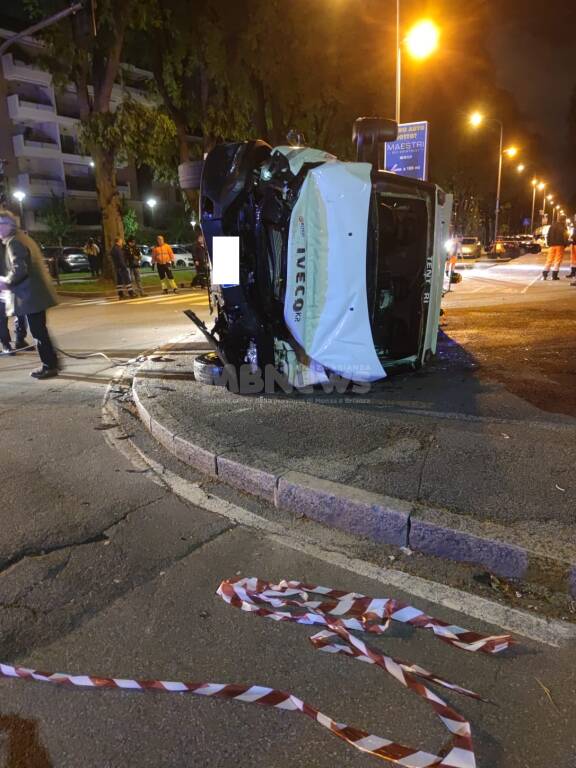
[61,149,93,165]
[65,176,97,197]
[1,53,52,86]
[7,93,55,123]
[12,133,61,159]
[17,173,65,197]
[65,177,130,198]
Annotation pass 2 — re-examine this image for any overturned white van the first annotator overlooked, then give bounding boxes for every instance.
[189,118,452,389]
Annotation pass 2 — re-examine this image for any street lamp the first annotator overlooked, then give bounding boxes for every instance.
[12,188,26,225]
[468,111,507,242]
[146,197,158,227]
[516,163,525,173]
[530,179,539,233]
[395,6,439,123]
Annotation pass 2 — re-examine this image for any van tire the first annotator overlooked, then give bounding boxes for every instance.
[193,352,225,385]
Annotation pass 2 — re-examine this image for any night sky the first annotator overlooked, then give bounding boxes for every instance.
[3,0,575,200]
[490,0,576,199]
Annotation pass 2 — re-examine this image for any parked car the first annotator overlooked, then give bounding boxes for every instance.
[190,117,453,390]
[488,238,521,259]
[42,246,90,273]
[171,245,195,267]
[534,226,550,249]
[516,235,541,254]
[139,244,193,268]
[460,236,482,259]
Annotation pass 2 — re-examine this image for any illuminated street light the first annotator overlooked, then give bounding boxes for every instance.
[503,146,518,158]
[537,182,545,191]
[468,111,511,241]
[12,188,26,224]
[516,164,525,173]
[89,160,95,168]
[395,5,439,123]
[405,20,440,59]
[146,197,158,226]
[469,111,483,128]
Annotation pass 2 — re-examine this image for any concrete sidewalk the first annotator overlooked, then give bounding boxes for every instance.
[132,335,576,598]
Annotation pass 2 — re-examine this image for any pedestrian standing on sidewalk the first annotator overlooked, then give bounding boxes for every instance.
[110,237,135,300]
[543,216,568,280]
[123,236,145,297]
[0,210,59,379]
[152,235,178,294]
[83,237,101,278]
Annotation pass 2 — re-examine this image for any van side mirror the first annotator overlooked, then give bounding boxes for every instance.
[353,117,398,164]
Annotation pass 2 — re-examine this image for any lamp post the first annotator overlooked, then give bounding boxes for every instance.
[146,197,157,228]
[530,180,541,233]
[469,112,509,242]
[544,193,553,223]
[12,188,26,227]
[395,7,439,123]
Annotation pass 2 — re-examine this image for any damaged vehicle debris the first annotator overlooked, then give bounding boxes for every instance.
[187,117,452,391]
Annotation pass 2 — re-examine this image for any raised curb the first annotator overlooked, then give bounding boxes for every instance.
[132,368,576,598]
[276,472,410,547]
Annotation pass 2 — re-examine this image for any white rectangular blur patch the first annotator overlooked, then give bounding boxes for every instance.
[211,236,239,285]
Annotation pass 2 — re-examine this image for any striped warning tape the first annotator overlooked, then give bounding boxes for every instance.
[217,577,513,654]
[0,577,512,767]
[217,577,514,767]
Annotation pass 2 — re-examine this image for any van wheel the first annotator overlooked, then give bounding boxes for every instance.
[176,259,185,267]
[193,352,225,385]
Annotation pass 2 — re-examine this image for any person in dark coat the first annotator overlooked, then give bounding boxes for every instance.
[123,237,144,296]
[0,210,59,378]
[543,217,568,280]
[110,237,135,300]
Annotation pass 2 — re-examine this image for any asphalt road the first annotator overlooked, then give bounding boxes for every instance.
[445,252,576,415]
[0,279,574,767]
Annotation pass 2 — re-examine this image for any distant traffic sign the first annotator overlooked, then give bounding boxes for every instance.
[384,121,429,181]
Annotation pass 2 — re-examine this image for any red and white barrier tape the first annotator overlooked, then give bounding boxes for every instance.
[0,577,512,767]
[216,577,513,655]
[216,577,513,767]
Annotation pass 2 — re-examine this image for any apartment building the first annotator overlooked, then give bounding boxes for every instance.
[0,28,176,236]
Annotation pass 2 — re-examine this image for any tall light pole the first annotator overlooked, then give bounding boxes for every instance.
[12,189,26,227]
[469,112,523,242]
[395,11,439,124]
[396,0,401,124]
[469,113,503,242]
[530,180,542,233]
[544,193,553,224]
[146,197,158,228]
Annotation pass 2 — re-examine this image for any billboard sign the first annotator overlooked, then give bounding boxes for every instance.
[384,121,429,181]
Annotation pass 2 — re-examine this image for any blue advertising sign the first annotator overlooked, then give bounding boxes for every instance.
[384,121,429,181]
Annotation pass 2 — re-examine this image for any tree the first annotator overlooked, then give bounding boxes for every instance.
[27,0,147,273]
[131,0,250,206]
[122,206,139,240]
[38,193,75,284]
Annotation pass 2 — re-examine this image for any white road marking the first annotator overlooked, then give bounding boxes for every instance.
[521,275,542,294]
[104,398,576,648]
